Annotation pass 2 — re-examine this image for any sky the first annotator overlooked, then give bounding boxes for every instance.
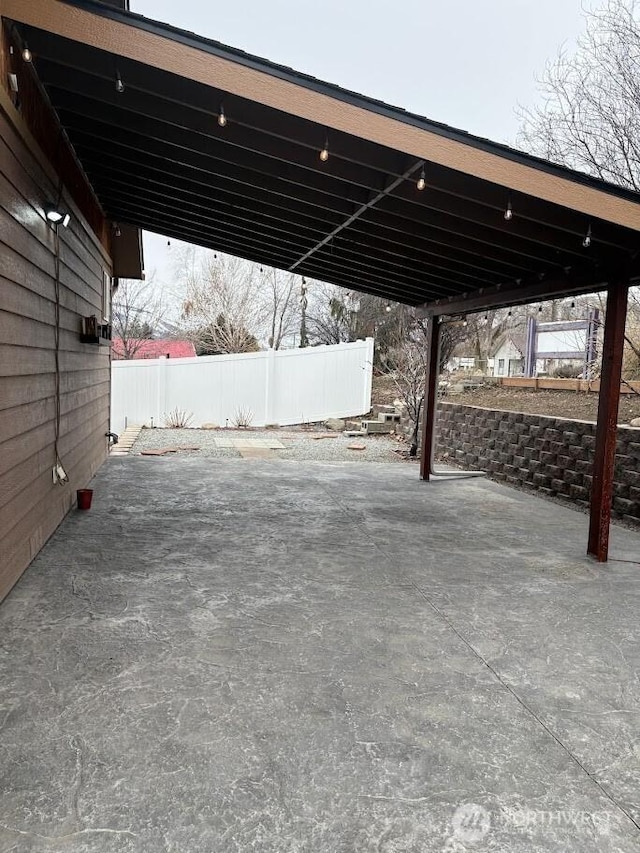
[129,0,601,296]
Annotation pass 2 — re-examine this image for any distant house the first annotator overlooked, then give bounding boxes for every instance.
[491,333,526,377]
[446,342,478,372]
[111,339,197,360]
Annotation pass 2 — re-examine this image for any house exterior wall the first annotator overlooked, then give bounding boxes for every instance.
[492,340,524,377]
[435,403,640,525]
[0,31,111,600]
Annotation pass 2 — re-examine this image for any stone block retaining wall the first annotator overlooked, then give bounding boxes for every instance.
[435,403,640,525]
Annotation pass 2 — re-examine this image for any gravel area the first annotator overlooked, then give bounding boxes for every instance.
[130,427,406,463]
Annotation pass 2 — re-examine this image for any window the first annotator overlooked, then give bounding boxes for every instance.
[498,358,505,375]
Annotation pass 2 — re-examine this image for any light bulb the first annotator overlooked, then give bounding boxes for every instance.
[115,72,125,94]
[22,44,32,62]
[417,169,426,191]
[504,201,513,221]
[583,226,592,248]
[320,137,329,162]
[218,106,227,127]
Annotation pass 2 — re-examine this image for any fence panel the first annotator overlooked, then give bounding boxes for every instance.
[110,338,374,433]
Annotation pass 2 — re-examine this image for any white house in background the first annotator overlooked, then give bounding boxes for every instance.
[491,334,526,377]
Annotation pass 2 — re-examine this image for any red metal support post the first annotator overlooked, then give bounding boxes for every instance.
[587,277,629,562]
[420,314,441,481]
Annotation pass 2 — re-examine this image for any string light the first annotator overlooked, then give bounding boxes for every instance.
[417,168,426,191]
[113,222,121,238]
[571,300,576,309]
[583,224,592,248]
[504,197,513,221]
[320,136,329,162]
[385,304,392,313]
[115,71,125,94]
[22,43,32,62]
[218,104,227,127]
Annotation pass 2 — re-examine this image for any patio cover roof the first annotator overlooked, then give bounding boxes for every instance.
[5,0,640,314]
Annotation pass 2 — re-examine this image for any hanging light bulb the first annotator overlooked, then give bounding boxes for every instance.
[115,71,125,94]
[538,304,543,313]
[583,224,592,248]
[417,168,426,191]
[508,309,512,317]
[571,300,576,309]
[167,239,171,246]
[22,43,32,62]
[113,222,121,238]
[320,136,329,162]
[218,104,227,127]
[504,198,513,221]
[462,318,468,327]
[385,303,392,313]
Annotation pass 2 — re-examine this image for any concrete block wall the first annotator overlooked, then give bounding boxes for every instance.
[435,403,640,525]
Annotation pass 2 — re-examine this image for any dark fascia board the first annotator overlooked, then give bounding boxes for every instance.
[56,0,640,206]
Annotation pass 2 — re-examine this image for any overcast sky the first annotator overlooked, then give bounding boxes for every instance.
[129,0,600,295]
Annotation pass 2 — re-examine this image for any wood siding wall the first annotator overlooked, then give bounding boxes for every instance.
[0,104,111,601]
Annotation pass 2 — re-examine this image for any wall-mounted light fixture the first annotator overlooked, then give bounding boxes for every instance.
[44,203,70,227]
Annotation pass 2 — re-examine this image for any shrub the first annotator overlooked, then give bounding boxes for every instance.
[163,407,194,428]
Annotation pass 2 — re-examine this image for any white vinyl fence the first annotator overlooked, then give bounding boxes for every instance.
[110,338,374,433]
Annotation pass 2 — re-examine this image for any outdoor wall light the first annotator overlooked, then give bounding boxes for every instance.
[115,71,125,94]
[417,168,426,191]
[21,43,32,62]
[218,104,227,127]
[44,203,70,226]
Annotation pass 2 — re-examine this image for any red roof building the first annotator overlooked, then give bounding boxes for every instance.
[111,339,197,360]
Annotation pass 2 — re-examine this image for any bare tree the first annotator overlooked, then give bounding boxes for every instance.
[518,0,640,189]
[111,274,166,359]
[260,268,299,349]
[385,315,468,455]
[179,251,264,354]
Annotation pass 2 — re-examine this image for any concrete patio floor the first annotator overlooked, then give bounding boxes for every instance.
[1,458,640,852]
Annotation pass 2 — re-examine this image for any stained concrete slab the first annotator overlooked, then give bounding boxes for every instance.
[1,458,640,851]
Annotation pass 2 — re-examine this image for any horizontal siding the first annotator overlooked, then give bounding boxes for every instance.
[0,105,111,602]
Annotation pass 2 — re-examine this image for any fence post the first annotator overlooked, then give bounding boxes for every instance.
[156,356,167,427]
[363,337,374,413]
[264,348,276,425]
